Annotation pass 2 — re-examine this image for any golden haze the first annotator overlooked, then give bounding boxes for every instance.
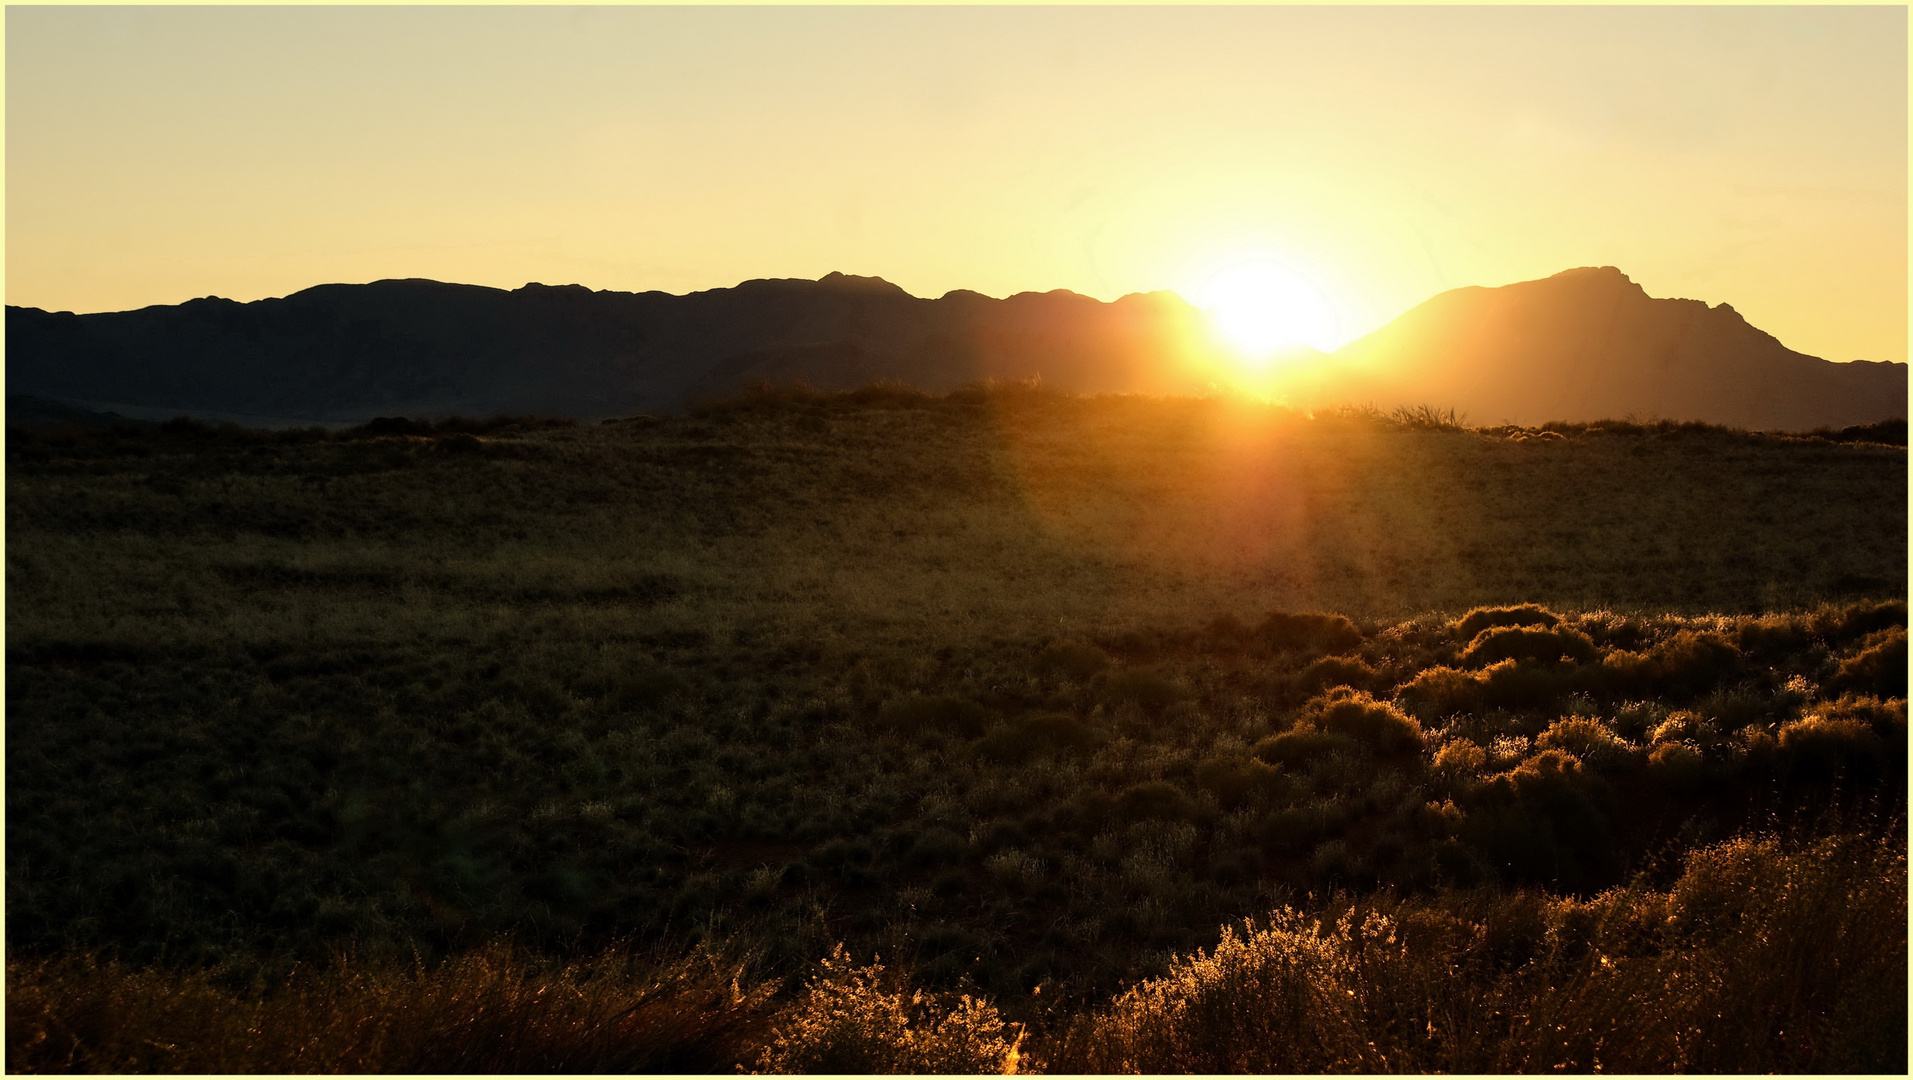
[4,6,1904,364]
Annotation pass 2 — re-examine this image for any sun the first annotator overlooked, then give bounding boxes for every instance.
[1192,259,1341,363]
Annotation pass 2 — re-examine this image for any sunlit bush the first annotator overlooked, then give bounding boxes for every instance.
[1534,716,1636,771]
[1394,664,1480,718]
[1294,655,1381,696]
[1453,603,1562,639]
[1308,688,1426,757]
[1603,630,1743,697]
[1647,740,1708,790]
[1055,911,1373,1073]
[1778,710,1887,782]
[752,947,1021,1074]
[1832,627,1907,699]
[1459,625,1598,667]
[1429,738,1489,794]
[1648,709,1720,750]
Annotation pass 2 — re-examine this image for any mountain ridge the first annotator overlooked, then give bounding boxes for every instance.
[7,267,1904,430]
[1277,265,1905,430]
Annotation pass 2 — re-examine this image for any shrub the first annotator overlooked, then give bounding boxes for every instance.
[1254,801,1346,853]
[1831,628,1907,699]
[1114,781,1197,824]
[1662,836,1779,944]
[1735,612,1819,658]
[1777,712,1887,783]
[1395,665,1480,718]
[1828,598,1908,640]
[1053,828,1906,1073]
[1649,710,1719,750]
[1453,604,1561,640]
[1050,911,1374,1073]
[1535,716,1635,771]
[1430,739,1488,782]
[1295,655,1380,695]
[1033,640,1112,681]
[1591,830,1909,1071]
[1464,755,1617,891]
[877,695,993,739]
[1647,741,1708,790]
[1252,727,1360,769]
[752,947,1021,1074]
[1699,682,1792,732]
[1459,626,1598,667]
[1603,631,1743,697]
[1257,612,1363,655]
[1308,689,1425,757]
[1818,693,1909,736]
[1194,756,1286,810]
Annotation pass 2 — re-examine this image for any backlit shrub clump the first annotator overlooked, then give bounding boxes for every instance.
[1534,716,1637,771]
[1453,604,1562,639]
[1459,625,1599,667]
[1319,689,1425,754]
[752,947,1022,1074]
[1058,911,1373,1073]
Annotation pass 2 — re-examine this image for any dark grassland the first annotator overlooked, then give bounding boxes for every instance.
[7,385,1906,1071]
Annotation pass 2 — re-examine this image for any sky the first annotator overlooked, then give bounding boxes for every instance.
[6,5,1906,363]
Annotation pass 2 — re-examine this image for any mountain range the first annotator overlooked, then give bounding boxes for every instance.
[7,266,1904,430]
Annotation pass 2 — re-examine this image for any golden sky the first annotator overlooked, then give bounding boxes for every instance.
[6,5,1906,363]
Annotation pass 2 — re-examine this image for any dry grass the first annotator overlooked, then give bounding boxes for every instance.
[6,943,776,1073]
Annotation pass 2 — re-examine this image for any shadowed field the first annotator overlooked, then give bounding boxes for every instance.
[7,385,1905,1071]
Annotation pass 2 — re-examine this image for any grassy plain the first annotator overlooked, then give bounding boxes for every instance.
[6,385,1906,1071]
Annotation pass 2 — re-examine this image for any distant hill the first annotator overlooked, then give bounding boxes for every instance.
[4,274,1210,425]
[6,266,1904,429]
[4,393,153,430]
[1298,266,1906,430]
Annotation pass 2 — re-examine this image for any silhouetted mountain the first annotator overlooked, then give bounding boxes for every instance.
[4,393,152,429]
[6,266,1904,429]
[1296,266,1906,430]
[5,273,1210,424]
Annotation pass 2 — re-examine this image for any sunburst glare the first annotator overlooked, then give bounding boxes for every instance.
[1192,259,1342,365]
